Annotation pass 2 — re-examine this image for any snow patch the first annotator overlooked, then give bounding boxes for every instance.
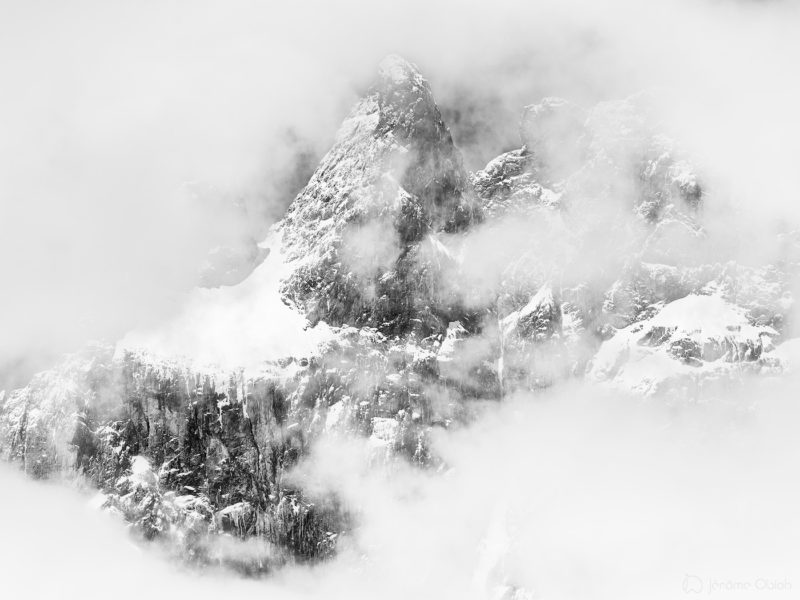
[118,229,333,374]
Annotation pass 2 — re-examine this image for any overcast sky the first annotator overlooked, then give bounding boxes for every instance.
[3,2,800,598]
[2,0,799,377]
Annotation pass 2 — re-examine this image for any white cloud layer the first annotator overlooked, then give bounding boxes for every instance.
[3,1,800,597]
[3,375,799,599]
[3,0,800,374]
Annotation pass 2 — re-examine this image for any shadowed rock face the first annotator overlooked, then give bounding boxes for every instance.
[0,344,351,568]
[280,55,480,337]
[0,56,489,575]
[0,325,471,573]
[2,56,800,582]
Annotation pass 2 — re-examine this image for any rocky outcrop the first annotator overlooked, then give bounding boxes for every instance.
[2,57,799,581]
[280,55,480,337]
[0,326,463,570]
[498,284,566,390]
[589,294,779,396]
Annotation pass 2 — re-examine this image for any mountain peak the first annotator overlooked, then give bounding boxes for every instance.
[279,56,477,335]
[372,55,443,143]
[377,54,424,86]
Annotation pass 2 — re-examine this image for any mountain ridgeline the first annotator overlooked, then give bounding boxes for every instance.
[1,56,797,574]
[279,55,480,336]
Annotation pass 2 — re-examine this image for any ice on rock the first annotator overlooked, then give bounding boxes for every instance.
[590,294,779,395]
[1,54,798,574]
[378,54,425,87]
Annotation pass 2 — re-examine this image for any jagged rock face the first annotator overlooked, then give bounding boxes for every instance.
[0,57,488,573]
[0,324,475,570]
[471,149,559,219]
[466,92,799,391]
[280,55,479,337]
[476,95,703,224]
[589,294,779,396]
[0,345,346,566]
[0,345,118,478]
[499,284,567,389]
[502,284,562,343]
[3,56,800,586]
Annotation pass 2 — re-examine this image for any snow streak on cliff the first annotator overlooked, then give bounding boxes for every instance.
[2,51,799,599]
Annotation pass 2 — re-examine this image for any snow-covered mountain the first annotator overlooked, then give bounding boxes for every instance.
[2,55,798,575]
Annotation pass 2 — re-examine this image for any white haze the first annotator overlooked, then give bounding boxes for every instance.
[2,0,800,374]
[117,232,334,372]
[2,0,800,598]
[2,376,799,599]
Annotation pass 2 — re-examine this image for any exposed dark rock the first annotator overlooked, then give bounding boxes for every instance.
[280,55,480,337]
[2,57,798,582]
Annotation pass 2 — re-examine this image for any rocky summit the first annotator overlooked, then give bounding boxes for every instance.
[280,55,480,338]
[1,56,798,575]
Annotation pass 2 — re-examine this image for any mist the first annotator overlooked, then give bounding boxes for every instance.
[3,0,800,377]
[3,0,800,597]
[2,374,799,599]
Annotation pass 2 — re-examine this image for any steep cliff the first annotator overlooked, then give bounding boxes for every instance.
[280,55,480,337]
[1,58,798,577]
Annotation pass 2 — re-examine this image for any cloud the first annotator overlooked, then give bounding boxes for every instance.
[2,0,800,375]
[284,374,800,599]
[3,0,800,596]
[4,371,799,600]
[0,464,301,600]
